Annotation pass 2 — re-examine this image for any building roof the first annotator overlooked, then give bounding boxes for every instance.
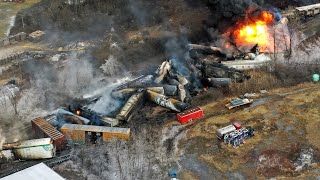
[2,163,64,180]
[296,3,320,11]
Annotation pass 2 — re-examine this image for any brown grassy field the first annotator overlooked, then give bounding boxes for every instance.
[177,82,320,179]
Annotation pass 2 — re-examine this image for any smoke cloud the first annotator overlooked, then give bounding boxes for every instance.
[0,50,131,141]
[88,84,123,115]
[206,0,264,32]
[0,128,5,149]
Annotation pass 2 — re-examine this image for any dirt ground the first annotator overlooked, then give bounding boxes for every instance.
[175,82,320,179]
[0,0,41,38]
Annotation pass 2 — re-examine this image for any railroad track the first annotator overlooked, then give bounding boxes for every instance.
[44,154,72,167]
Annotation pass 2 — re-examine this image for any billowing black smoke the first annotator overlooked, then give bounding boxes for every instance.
[204,0,264,33]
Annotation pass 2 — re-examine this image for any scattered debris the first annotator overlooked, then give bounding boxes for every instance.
[0,32,26,47]
[217,123,255,148]
[294,148,315,171]
[101,117,119,127]
[257,150,294,178]
[28,30,45,42]
[260,90,268,94]
[243,93,257,98]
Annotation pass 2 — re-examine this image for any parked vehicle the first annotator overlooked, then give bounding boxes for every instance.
[216,125,236,139]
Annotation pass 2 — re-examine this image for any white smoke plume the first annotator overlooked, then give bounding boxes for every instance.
[0,52,114,140]
[88,86,121,114]
[57,57,96,97]
[87,76,131,115]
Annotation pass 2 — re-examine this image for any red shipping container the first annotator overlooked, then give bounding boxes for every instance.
[177,107,204,124]
[232,122,241,130]
[31,117,66,151]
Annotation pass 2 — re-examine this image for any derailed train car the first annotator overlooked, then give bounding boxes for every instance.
[1,138,56,160]
[61,124,130,144]
[31,117,66,151]
[146,90,188,112]
[116,91,145,122]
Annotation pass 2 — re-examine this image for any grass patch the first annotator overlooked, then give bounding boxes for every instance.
[228,69,281,95]
[0,0,40,38]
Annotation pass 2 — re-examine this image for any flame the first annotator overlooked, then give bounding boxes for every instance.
[76,110,81,115]
[228,10,275,50]
[236,21,269,46]
[225,42,231,49]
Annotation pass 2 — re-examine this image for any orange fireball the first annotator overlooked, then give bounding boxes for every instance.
[228,11,274,50]
[235,20,269,46]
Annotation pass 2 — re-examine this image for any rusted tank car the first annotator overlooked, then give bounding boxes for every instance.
[31,117,66,150]
[61,124,130,144]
